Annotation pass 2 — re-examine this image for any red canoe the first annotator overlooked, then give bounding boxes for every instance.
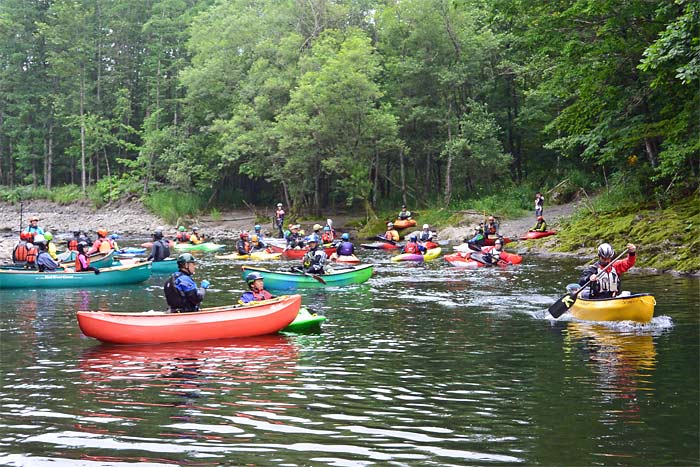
[520,230,557,240]
[393,219,417,230]
[268,244,336,259]
[76,295,301,344]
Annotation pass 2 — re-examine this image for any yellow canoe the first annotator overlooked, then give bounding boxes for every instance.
[215,251,282,261]
[570,293,655,323]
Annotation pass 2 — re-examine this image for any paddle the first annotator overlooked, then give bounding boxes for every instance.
[375,235,396,244]
[469,252,493,267]
[548,248,629,319]
[289,266,327,284]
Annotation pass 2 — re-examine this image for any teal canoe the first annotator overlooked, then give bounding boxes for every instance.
[151,257,178,274]
[0,262,152,289]
[241,264,373,290]
[61,250,116,269]
[173,242,225,252]
[280,308,326,333]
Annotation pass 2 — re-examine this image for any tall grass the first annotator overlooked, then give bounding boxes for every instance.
[0,184,85,204]
[143,189,205,224]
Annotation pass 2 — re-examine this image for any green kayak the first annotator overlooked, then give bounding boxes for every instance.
[241,264,373,290]
[280,308,326,333]
[173,242,225,252]
[0,261,152,289]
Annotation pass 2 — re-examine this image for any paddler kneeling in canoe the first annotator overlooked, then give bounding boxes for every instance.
[164,253,210,313]
[239,272,274,304]
[290,234,327,274]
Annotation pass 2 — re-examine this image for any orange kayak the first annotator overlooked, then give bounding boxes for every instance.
[77,295,301,344]
[393,219,417,229]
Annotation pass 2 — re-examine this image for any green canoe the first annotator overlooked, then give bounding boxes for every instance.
[0,262,152,289]
[60,250,116,269]
[241,264,373,290]
[280,308,326,333]
[173,242,225,252]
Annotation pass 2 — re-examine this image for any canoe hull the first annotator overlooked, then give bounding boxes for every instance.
[391,247,442,263]
[77,295,302,344]
[361,242,399,250]
[151,258,178,274]
[215,251,282,261]
[0,262,152,289]
[242,264,373,290]
[330,253,361,264]
[61,250,116,269]
[570,294,655,323]
[268,245,336,259]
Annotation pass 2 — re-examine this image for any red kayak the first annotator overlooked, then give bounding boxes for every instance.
[141,240,175,248]
[445,247,522,268]
[520,230,557,240]
[268,244,336,259]
[360,241,400,250]
[77,295,301,344]
[483,236,512,246]
[329,253,361,264]
[422,241,439,250]
[393,219,417,230]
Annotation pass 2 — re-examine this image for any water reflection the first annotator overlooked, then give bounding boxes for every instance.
[565,322,657,421]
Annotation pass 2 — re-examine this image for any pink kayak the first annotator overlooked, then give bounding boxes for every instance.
[520,230,557,240]
[330,253,361,264]
[361,241,400,250]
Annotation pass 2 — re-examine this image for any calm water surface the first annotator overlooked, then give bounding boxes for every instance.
[0,245,698,466]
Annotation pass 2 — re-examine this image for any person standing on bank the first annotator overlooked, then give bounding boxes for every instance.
[535,192,544,218]
[164,253,210,313]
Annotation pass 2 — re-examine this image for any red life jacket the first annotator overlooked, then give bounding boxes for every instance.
[68,239,78,251]
[75,253,90,272]
[321,232,333,243]
[404,242,419,254]
[176,232,190,242]
[13,242,29,262]
[25,246,39,265]
[251,290,273,301]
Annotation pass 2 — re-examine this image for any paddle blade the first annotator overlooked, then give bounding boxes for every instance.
[548,293,577,319]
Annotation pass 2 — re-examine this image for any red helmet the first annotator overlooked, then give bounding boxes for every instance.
[240,231,249,239]
[537,216,543,221]
[20,231,30,241]
[97,228,108,237]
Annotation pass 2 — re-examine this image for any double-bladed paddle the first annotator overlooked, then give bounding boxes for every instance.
[548,248,629,319]
[289,266,327,284]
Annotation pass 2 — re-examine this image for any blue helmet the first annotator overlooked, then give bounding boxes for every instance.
[306,234,320,244]
[254,224,261,232]
[341,233,350,241]
[409,234,418,242]
[323,226,330,231]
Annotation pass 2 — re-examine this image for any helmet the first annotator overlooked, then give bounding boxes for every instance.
[409,234,418,242]
[20,231,30,241]
[292,224,301,230]
[341,233,350,241]
[537,216,544,221]
[306,234,320,244]
[488,216,495,221]
[109,234,120,240]
[192,227,199,232]
[178,226,186,232]
[251,234,259,242]
[153,230,163,239]
[240,231,249,239]
[277,203,283,207]
[43,232,53,241]
[77,241,88,251]
[30,216,39,221]
[254,224,261,232]
[246,272,264,286]
[33,234,46,244]
[401,205,406,209]
[495,238,503,246]
[97,229,108,237]
[598,243,614,258]
[387,222,394,228]
[323,226,330,231]
[313,224,323,231]
[177,253,197,267]
[422,224,429,229]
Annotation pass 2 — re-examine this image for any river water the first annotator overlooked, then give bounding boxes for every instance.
[0,245,698,466]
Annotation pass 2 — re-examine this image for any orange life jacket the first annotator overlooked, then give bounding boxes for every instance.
[13,242,29,262]
[25,246,39,265]
[75,253,89,272]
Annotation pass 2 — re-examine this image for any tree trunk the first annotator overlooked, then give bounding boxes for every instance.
[372,150,379,208]
[444,100,453,205]
[399,147,407,206]
[46,115,53,189]
[80,72,87,194]
[644,137,658,168]
[313,158,320,216]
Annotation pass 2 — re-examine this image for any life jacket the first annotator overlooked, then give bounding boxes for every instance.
[164,272,187,311]
[68,239,79,251]
[595,263,620,295]
[337,241,354,256]
[237,240,251,254]
[13,241,29,262]
[321,232,333,243]
[25,246,39,266]
[486,222,498,235]
[176,232,190,242]
[384,230,398,241]
[275,208,285,220]
[75,253,90,272]
[250,290,273,301]
[404,242,420,254]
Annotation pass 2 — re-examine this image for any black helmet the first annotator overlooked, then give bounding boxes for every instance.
[246,272,264,286]
[77,241,88,251]
[177,253,196,267]
[153,230,163,240]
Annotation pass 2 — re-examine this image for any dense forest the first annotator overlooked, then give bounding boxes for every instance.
[1,0,697,215]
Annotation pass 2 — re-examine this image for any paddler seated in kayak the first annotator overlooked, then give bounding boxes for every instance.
[398,205,412,220]
[331,233,355,259]
[236,231,252,255]
[75,241,100,274]
[465,223,486,249]
[250,234,266,251]
[418,223,436,242]
[485,215,499,237]
[321,225,334,244]
[239,272,274,304]
[164,253,210,313]
[189,227,204,244]
[482,238,508,265]
[529,216,548,232]
[34,235,60,272]
[286,224,304,249]
[380,222,400,243]
[175,226,190,243]
[253,224,265,242]
[301,234,327,274]
[402,234,426,255]
[87,229,115,255]
[578,243,636,299]
[147,229,171,262]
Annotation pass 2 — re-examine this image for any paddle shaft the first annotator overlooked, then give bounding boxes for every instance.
[548,248,630,318]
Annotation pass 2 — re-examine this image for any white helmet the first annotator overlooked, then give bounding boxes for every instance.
[597,243,614,258]
[422,224,429,229]
[33,234,46,244]
[277,203,283,207]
